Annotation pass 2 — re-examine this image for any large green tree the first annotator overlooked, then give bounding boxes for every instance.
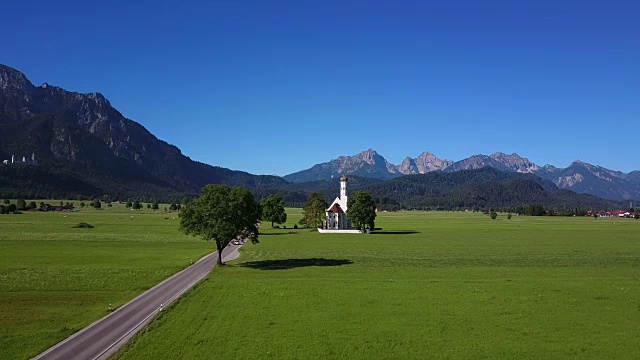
[299,192,327,229]
[180,184,261,265]
[347,191,377,230]
[260,194,287,227]
[16,199,27,211]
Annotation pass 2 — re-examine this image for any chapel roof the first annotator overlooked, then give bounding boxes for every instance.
[328,202,345,213]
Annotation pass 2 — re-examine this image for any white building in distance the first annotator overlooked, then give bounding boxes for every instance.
[2,153,37,165]
[321,176,354,231]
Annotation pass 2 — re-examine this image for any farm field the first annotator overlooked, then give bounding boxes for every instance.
[114,210,640,359]
[0,203,213,360]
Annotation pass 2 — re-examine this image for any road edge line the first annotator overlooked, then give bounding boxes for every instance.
[33,250,216,360]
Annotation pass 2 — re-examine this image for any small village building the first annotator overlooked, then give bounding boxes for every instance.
[615,210,633,218]
[598,211,613,218]
[1,153,37,165]
[589,209,638,218]
[39,204,65,212]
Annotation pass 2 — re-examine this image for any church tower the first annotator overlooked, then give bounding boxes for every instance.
[340,175,348,209]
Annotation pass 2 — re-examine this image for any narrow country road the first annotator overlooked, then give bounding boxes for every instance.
[33,242,244,360]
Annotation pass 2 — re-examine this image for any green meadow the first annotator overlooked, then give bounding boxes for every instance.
[113,210,640,359]
[0,203,213,360]
[2,207,640,360]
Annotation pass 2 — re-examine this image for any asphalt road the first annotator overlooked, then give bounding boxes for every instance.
[34,243,243,360]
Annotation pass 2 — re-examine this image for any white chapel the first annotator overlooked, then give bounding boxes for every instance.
[323,176,352,230]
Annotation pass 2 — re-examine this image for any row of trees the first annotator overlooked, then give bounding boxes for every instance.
[2,172,628,213]
[179,186,378,264]
[298,191,377,230]
[78,200,106,209]
[179,186,292,265]
[126,201,157,210]
[1,199,78,211]
[1,197,187,212]
[3,199,35,211]
[0,203,17,213]
[123,201,182,211]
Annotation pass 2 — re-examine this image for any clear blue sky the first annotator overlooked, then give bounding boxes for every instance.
[3,0,639,174]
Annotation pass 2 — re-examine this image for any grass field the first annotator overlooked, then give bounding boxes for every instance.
[112,210,640,359]
[0,203,213,360]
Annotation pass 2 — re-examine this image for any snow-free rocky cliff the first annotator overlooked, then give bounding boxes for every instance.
[284,149,640,201]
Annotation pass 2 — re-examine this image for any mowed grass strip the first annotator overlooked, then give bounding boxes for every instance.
[114,211,640,359]
[0,203,213,360]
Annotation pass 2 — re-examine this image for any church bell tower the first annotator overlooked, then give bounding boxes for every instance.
[340,175,348,207]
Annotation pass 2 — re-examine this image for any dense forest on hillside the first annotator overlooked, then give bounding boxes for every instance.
[359,168,619,211]
[0,164,625,212]
[256,168,622,211]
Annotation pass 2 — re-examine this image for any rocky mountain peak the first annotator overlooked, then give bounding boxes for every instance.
[417,151,437,158]
[357,148,380,164]
[0,65,34,94]
[1,64,116,128]
[490,152,539,173]
[38,81,109,104]
[490,152,523,162]
[397,156,419,174]
[414,152,453,173]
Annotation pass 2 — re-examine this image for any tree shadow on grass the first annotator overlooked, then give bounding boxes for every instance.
[239,258,354,270]
[371,230,419,235]
[260,231,298,236]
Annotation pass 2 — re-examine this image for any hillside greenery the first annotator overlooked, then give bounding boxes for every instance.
[260,168,623,213]
[0,166,626,213]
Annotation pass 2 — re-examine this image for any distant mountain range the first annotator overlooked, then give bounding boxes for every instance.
[271,168,621,211]
[0,64,636,208]
[284,149,640,201]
